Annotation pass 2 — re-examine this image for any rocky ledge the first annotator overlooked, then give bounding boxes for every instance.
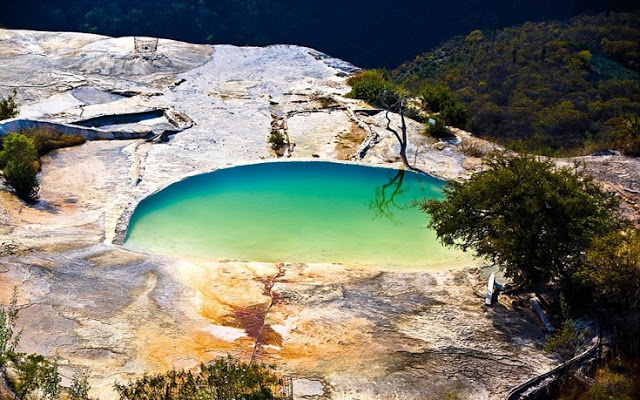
[0,29,615,399]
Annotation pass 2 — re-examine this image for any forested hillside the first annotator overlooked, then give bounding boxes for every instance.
[394,12,640,155]
[0,0,637,68]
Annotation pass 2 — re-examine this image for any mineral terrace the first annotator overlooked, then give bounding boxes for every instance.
[2,29,635,399]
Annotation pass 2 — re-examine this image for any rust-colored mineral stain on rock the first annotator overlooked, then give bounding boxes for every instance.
[226,303,283,348]
[221,264,287,359]
[231,304,269,339]
[257,325,283,347]
[191,264,287,354]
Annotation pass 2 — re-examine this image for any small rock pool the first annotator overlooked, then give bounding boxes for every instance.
[124,161,476,269]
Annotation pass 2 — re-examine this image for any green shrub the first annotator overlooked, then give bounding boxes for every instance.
[0,89,19,120]
[440,99,468,128]
[426,119,452,139]
[268,131,286,150]
[346,69,403,108]
[418,83,468,128]
[3,159,39,203]
[418,83,454,113]
[0,130,83,203]
[0,132,37,168]
[114,356,287,400]
[0,133,39,203]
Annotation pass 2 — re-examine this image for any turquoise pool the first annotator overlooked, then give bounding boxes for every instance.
[124,161,474,268]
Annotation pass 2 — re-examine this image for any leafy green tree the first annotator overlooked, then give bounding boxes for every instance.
[0,89,19,120]
[41,360,61,400]
[0,133,39,203]
[545,318,582,361]
[421,153,620,286]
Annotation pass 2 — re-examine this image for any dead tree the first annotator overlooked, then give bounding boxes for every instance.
[381,94,422,172]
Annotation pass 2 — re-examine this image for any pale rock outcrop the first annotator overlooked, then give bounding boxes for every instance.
[0,30,555,399]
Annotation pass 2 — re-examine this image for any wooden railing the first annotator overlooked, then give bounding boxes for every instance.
[502,320,600,400]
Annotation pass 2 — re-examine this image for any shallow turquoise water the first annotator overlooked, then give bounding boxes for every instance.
[124,161,474,268]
